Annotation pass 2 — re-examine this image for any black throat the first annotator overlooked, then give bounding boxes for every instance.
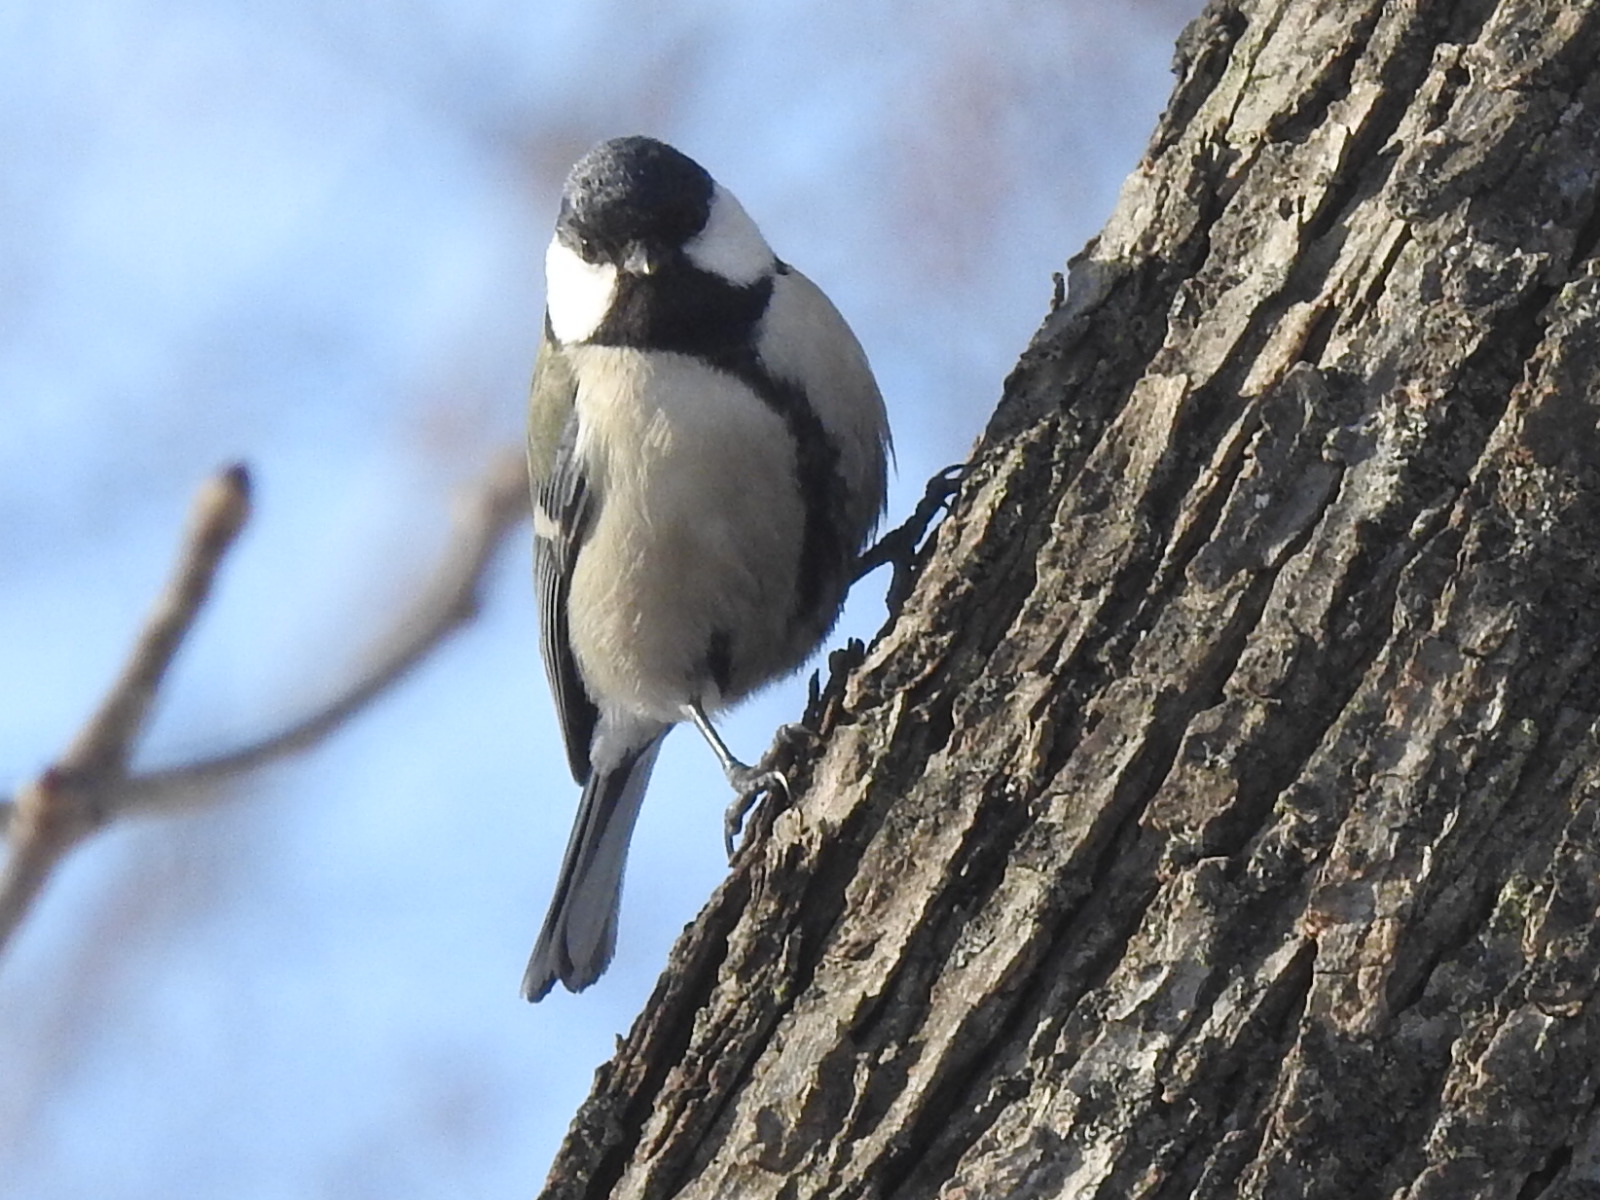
[587,266,773,359]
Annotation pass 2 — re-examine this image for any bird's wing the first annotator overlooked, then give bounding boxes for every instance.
[528,320,600,782]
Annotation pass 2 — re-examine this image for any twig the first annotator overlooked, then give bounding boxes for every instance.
[65,465,256,776]
[118,448,529,812]
[0,464,252,953]
[0,448,530,959]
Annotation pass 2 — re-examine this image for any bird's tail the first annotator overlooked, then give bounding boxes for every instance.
[522,732,666,1001]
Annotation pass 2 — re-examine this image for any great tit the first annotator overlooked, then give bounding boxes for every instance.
[522,136,890,1000]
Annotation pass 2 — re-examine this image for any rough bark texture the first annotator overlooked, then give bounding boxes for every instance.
[540,1,1600,1197]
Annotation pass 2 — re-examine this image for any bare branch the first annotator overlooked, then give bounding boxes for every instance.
[0,463,253,954]
[64,465,255,777]
[116,447,529,814]
[0,772,76,956]
[0,448,530,960]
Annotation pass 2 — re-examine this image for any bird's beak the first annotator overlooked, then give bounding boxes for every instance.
[622,242,664,276]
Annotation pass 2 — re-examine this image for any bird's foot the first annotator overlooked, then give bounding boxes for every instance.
[721,766,786,860]
[721,723,819,859]
[854,463,966,611]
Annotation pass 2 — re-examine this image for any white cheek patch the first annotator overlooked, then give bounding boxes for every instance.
[684,184,774,286]
[545,237,618,344]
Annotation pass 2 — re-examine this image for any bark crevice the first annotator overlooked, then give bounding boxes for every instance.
[536,4,1600,1197]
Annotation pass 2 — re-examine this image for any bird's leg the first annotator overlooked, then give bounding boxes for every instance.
[685,702,812,859]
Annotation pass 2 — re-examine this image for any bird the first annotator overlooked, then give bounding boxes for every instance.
[522,136,890,1000]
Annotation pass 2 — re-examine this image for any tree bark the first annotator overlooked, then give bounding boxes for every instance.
[539,1,1600,1196]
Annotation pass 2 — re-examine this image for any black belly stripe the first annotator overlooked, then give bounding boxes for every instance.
[705,628,734,694]
[585,260,850,630]
[709,348,846,626]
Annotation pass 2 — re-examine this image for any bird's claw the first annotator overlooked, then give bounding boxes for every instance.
[723,767,788,860]
[720,724,819,859]
[854,463,966,610]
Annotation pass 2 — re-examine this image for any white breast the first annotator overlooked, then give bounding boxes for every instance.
[564,345,807,722]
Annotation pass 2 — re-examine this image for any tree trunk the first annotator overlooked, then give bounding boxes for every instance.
[539,1,1600,1196]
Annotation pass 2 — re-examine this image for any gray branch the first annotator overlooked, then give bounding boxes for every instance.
[0,448,529,960]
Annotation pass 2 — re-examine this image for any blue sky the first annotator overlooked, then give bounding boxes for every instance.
[0,1,1197,1194]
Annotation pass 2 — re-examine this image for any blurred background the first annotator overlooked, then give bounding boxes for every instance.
[0,1,1199,1196]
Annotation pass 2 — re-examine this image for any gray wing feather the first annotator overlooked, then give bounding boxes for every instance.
[529,322,599,783]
